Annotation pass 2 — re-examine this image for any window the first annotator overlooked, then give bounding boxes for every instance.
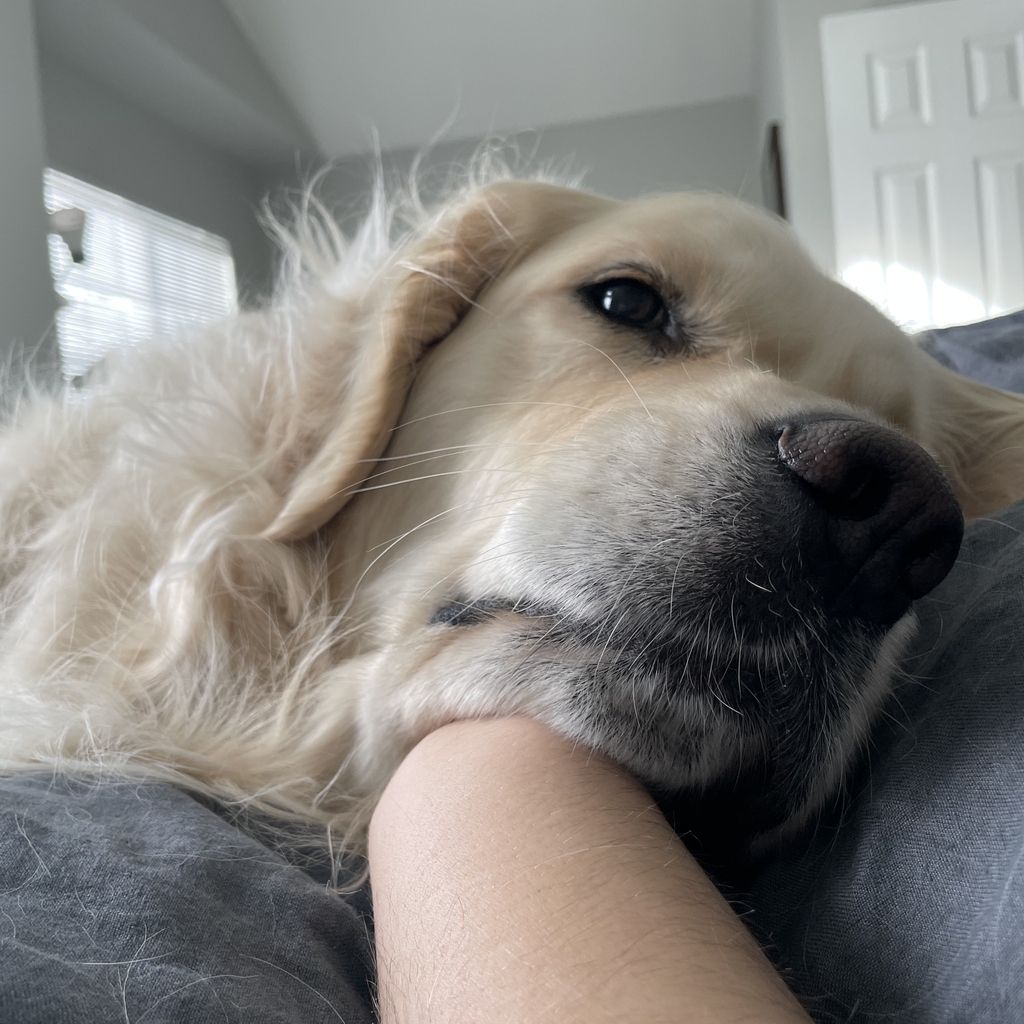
[44,169,237,381]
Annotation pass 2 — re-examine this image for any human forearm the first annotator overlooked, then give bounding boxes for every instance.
[369,716,811,1024]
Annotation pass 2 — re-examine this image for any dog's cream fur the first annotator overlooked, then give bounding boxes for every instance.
[3,169,1024,854]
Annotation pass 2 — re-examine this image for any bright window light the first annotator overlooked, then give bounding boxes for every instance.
[44,168,237,381]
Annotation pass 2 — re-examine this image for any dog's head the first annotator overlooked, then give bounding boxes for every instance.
[265,181,1024,860]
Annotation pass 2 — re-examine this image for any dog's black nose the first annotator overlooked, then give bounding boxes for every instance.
[776,415,963,626]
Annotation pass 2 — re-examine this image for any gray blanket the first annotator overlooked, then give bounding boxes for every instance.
[3,501,1024,1022]
[0,777,374,1023]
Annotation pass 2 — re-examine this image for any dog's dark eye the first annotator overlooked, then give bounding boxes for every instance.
[583,278,668,331]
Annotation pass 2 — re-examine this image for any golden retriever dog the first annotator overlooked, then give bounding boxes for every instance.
[2,170,1024,863]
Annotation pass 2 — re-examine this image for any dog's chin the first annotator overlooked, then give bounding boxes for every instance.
[613,608,918,883]
[431,597,917,880]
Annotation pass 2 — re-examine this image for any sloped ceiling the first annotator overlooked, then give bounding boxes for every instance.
[223,0,759,159]
[35,0,316,164]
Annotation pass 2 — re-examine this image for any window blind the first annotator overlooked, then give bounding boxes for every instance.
[44,169,238,380]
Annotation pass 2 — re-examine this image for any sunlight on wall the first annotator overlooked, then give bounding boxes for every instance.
[841,260,986,333]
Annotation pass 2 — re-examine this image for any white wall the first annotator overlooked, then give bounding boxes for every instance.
[0,0,59,377]
[320,96,762,225]
[757,0,929,272]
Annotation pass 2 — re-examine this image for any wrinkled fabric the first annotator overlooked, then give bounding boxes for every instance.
[918,309,1024,394]
[0,776,374,1024]
[749,499,1024,1023]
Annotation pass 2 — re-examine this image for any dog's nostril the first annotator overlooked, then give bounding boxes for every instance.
[837,464,890,518]
[810,461,891,521]
[777,423,892,520]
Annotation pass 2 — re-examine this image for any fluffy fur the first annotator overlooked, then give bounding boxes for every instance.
[3,162,1024,863]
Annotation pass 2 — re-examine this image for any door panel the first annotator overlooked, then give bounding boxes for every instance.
[822,1,1024,329]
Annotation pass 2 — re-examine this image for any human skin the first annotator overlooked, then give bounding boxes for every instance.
[368,716,812,1024]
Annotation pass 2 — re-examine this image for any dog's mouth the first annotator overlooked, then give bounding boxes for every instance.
[429,596,559,628]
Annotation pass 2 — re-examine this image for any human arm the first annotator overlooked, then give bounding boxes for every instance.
[368,716,812,1024]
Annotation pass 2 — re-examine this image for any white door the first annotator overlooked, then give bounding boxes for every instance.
[822,0,1024,330]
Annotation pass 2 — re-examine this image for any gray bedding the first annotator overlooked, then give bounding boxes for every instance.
[0,777,374,1023]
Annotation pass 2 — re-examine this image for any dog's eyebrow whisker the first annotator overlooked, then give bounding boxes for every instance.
[396,260,484,313]
[572,339,654,422]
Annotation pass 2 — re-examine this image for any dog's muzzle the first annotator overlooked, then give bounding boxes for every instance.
[433,413,965,635]
[774,414,963,626]
[425,411,964,873]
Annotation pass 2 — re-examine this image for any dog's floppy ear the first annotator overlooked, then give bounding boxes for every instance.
[263,180,607,541]
[922,358,1024,520]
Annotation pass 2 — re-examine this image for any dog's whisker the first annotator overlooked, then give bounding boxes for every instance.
[357,443,578,484]
[335,488,559,618]
[363,487,550,554]
[392,401,594,431]
[345,467,562,497]
[354,440,566,464]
